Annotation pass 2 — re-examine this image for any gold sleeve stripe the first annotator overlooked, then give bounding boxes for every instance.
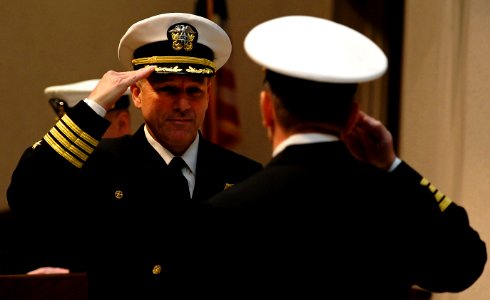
[61,115,99,147]
[420,178,430,186]
[420,177,452,212]
[49,128,89,161]
[44,133,83,168]
[439,197,452,212]
[434,191,444,203]
[56,122,95,154]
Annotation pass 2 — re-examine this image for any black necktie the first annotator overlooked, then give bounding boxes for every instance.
[168,157,190,201]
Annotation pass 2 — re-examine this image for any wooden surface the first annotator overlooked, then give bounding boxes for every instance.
[0,272,87,300]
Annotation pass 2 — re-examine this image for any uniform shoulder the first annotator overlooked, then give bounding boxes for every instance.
[201,139,263,168]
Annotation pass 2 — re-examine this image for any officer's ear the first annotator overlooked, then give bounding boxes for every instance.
[260,90,274,129]
[130,83,142,108]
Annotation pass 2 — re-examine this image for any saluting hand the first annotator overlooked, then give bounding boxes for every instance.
[88,66,155,111]
[342,111,396,171]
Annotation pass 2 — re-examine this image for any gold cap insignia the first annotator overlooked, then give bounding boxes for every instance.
[168,23,197,51]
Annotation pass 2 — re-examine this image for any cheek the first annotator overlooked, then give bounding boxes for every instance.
[196,100,209,117]
[138,90,162,110]
[141,101,162,117]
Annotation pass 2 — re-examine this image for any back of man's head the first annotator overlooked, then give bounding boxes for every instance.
[244,15,387,129]
[265,70,358,125]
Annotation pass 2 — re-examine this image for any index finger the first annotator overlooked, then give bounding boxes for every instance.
[125,66,155,86]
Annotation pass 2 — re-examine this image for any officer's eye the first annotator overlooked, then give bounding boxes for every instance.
[186,87,204,97]
[157,86,179,95]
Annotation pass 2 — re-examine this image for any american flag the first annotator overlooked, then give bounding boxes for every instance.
[195,0,242,149]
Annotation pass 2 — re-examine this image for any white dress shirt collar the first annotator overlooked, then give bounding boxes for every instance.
[143,125,198,175]
[273,133,339,157]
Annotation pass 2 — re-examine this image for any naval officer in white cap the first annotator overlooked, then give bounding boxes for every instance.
[7,12,262,299]
[207,15,486,299]
[45,79,132,138]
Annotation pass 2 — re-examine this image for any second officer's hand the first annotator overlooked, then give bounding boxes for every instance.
[342,111,396,171]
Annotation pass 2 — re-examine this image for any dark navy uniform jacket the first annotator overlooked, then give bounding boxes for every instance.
[208,141,487,299]
[7,101,262,299]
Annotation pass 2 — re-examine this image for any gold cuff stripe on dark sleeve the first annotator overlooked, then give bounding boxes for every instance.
[434,191,444,202]
[419,177,452,212]
[439,197,452,212]
[44,133,83,168]
[132,56,215,69]
[420,178,429,186]
[56,122,95,154]
[61,115,99,147]
[49,128,89,161]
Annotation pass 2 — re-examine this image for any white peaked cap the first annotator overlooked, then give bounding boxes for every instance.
[44,79,130,107]
[118,13,231,76]
[244,15,388,83]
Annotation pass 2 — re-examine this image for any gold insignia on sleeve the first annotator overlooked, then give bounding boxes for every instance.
[44,133,83,168]
[439,197,452,212]
[434,191,444,202]
[32,140,42,149]
[43,114,100,168]
[419,177,452,212]
[420,178,430,186]
[224,183,234,190]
